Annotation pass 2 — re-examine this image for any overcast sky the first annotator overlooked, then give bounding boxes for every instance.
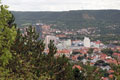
[2,0,120,11]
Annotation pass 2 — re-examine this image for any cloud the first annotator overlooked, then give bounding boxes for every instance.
[2,0,120,11]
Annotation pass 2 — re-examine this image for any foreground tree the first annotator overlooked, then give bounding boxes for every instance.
[73,68,84,80]
[9,26,45,79]
[0,3,17,79]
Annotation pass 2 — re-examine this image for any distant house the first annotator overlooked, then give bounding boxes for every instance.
[55,49,72,58]
[109,74,114,79]
[100,53,108,60]
[81,59,88,64]
[113,53,120,61]
[101,77,109,80]
[105,59,118,65]
[100,66,111,71]
[72,65,82,70]
[108,70,114,74]
[72,55,79,61]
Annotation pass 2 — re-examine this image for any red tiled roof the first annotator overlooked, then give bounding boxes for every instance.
[109,74,114,79]
[56,34,66,37]
[44,49,72,54]
[118,62,120,64]
[72,65,82,70]
[57,49,71,54]
[113,53,119,56]
[90,62,95,65]
[100,53,108,60]
[72,56,78,60]
[101,77,109,80]
[105,59,118,65]
[108,70,114,73]
[113,53,120,57]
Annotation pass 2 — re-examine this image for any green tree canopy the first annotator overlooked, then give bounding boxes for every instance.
[101,48,113,56]
[0,3,17,79]
[0,4,17,66]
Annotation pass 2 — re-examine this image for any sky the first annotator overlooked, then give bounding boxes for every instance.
[2,0,120,11]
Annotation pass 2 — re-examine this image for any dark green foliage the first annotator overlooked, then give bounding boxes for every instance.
[77,56,84,61]
[72,52,82,55]
[9,25,74,79]
[48,40,57,57]
[73,68,84,80]
[87,48,94,54]
[101,48,113,56]
[0,4,17,79]
[55,55,74,80]
[87,48,94,57]
[94,60,109,66]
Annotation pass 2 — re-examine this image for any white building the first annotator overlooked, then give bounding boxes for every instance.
[63,39,72,48]
[44,35,57,49]
[83,37,90,47]
[56,43,64,50]
[56,39,72,49]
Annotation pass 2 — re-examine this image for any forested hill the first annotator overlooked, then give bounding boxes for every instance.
[12,10,120,30]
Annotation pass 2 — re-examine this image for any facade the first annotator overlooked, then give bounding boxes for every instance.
[63,39,72,48]
[83,37,91,47]
[55,49,72,58]
[35,23,43,40]
[44,35,57,49]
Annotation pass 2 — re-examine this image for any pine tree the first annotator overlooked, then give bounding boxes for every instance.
[10,25,46,79]
[73,68,84,80]
[54,55,74,80]
[48,40,57,57]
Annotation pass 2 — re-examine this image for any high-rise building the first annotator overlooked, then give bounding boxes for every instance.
[83,37,91,47]
[35,23,43,40]
[44,35,57,49]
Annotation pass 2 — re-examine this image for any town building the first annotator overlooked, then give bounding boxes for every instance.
[35,23,43,40]
[83,37,91,47]
[44,35,57,49]
[63,39,72,48]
